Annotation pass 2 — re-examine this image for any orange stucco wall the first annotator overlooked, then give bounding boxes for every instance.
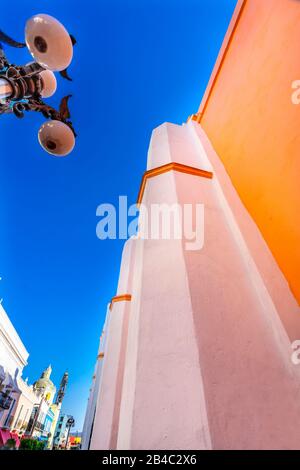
[198,0,300,304]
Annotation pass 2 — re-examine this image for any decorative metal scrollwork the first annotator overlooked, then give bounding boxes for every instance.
[0,14,76,156]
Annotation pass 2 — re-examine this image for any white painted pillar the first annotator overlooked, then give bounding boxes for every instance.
[81,309,110,450]
[90,238,136,449]
[117,123,212,450]
[116,121,300,450]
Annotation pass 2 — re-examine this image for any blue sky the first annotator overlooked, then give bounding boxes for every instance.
[0,0,237,431]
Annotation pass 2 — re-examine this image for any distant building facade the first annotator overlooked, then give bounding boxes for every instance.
[69,432,81,450]
[10,376,39,434]
[0,304,29,430]
[46,371,69,449]
[24,367,68,447]
[26,365,56,439]
[0,300,69,449]
[53,414,72,449]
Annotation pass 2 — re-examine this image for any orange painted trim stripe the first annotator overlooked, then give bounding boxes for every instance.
[198,0,247,123]
[137,162,213,205]
[97,352,104,360]
[110,294,132,310]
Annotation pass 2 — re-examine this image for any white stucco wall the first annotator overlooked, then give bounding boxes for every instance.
[0,304,28,376]
[0,304,29,427]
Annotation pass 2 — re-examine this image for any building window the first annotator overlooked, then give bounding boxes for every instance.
[4,398,16,427]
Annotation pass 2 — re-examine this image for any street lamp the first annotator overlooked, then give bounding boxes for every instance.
[0,14,76,156]
[65,416,75,450]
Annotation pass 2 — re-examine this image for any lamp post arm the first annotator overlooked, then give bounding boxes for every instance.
[16,97,76,137]
[0,30,26,48]
[0,95,76,138]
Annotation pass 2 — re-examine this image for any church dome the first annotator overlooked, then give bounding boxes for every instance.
[33,365,56,402]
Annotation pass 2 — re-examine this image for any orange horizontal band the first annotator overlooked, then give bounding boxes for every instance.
[110,294,132,310]
[97,352,104,360]
[187,113,202,123]
[137,162,213,205]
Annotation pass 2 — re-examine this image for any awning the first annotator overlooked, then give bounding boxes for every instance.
[0,429,21,448]
[0,428,12,447]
